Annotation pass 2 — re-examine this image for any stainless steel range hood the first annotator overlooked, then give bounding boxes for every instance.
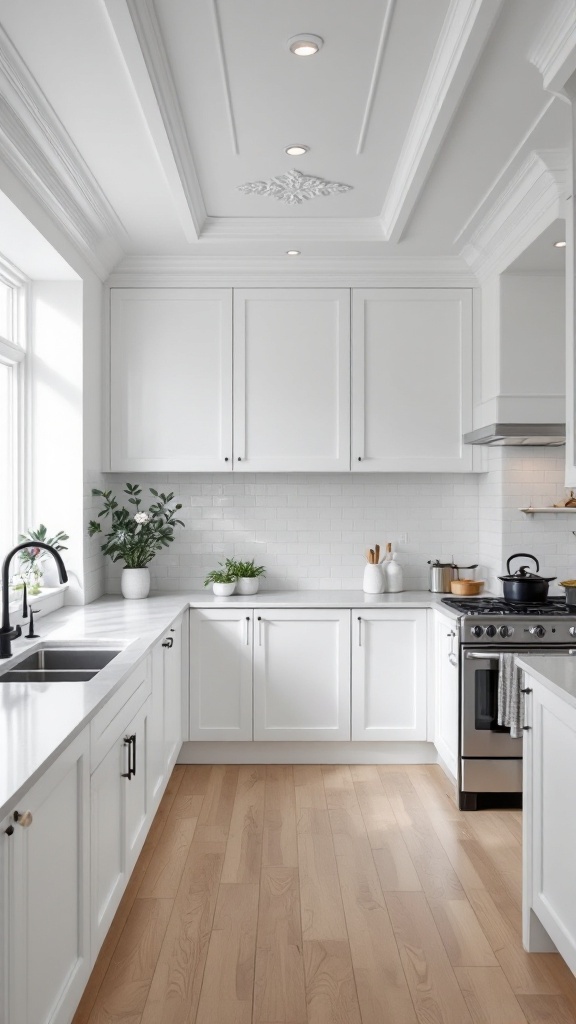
[463,423,565,447]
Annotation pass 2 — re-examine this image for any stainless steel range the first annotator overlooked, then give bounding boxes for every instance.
[442,596,576,810]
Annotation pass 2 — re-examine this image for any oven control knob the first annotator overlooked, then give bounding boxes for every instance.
[471,625,484,638]
[529,625,546,638]
[485,624,497,638]
[499,625,513,638]
[570,626,576,637]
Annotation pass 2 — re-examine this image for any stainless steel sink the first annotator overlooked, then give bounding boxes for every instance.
[0,669,99,682]
[0,646,122,683]
[13,648,121,671]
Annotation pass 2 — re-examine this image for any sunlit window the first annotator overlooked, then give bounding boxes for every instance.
[0,270,25,561]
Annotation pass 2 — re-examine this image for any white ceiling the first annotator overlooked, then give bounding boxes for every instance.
[505,219,566,273]
[0,0,569,270]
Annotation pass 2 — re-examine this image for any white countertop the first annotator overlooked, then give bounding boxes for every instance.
[516,654,576,711]
[0,588,457,819]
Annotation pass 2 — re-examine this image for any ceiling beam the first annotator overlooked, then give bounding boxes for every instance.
[380,0,504,243]
[102,0,206,242]
[529,0,576,97]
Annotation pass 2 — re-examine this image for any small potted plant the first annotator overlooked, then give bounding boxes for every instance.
[226,558,266,595]
[16,524,69,593]
[88,483,184,599]
[204,562,238,596]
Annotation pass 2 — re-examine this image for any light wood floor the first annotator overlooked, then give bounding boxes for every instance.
[73,764,576,1024]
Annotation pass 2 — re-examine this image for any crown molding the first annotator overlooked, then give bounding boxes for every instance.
[107,254,476,288]
[104,0,206,242]
[211,0,238,154]
[460,148,568,280]
[380,0,504,242]
[0,25,126,279]
[356,0,397,154]
[201,216,385,242]
[529,0,576,95]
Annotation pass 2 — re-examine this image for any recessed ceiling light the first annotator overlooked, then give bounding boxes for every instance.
[287,34,323,56]
[554,240,566,248]
[285,145,309,156]
[286,250,301,256]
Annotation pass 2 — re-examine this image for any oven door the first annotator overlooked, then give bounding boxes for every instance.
[461,648,553,758]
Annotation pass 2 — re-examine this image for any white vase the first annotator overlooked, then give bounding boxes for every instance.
[212,581,236,596]
[363,563,384,594]
[121,567,151,599]
[236,577,259,595]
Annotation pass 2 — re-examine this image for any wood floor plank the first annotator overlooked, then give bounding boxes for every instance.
[195,882,259,1024]
[294,765,328,811]
[430,899,499,967]
[139,839,225,1024]
[386,891,474,1024]
[86,898,173,1024]
[178,764,214,796]
[221,765,266,884]
[517,994,576,1023]
[138,794,203,899]
[262,765,298,868]
[298,830,348,941]
[431,816,498,892]
[334,830,418,1024]
[73,767,184,1024]
[197,764,240,828]
[303,940,362,1024]
[351,765,421,891]
[379,768,466,901]
[455,966,529,1023]
[253,866,307,1024]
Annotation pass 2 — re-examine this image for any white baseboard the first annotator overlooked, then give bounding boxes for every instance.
[178,740,438,765]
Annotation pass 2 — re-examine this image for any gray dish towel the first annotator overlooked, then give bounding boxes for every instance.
[498,652,523,739]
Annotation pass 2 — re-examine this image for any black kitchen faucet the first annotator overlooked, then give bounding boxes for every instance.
[0,542,68,658]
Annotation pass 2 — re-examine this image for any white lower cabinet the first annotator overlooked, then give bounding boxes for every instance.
[433,611,459,777]
[352,609,427,740]
[189,608,253,740]
[149,615,185,800]
[523,674,576,971]
[90,682,151,951]
[5,728,90,1024]
[253,609,351,740]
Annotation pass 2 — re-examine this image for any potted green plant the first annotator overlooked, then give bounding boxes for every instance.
[16,524,69,593]
[225,558,266,595]
[88,483,184,599]
[204,562,238,596]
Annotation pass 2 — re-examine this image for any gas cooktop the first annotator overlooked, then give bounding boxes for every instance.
[442,596,571,616]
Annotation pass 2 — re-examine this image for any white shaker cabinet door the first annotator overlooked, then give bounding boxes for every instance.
[189,609,253,740]
[352,609,428,740]
[352,289,474,471]
[434,611,459,778]
[233,289,350,471]
[253,609,351,740]
[110,288,232,471]
[8,729,90,1024]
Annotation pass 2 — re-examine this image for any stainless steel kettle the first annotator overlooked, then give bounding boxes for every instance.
[428,559,478,593]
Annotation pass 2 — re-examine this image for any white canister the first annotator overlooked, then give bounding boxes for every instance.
[384,554,404,593]
[363,563,384,594]
[121,567,151,600]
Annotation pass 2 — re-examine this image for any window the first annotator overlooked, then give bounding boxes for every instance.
[0,271,25,559]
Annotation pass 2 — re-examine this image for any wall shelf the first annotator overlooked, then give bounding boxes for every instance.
[519,507,576,515]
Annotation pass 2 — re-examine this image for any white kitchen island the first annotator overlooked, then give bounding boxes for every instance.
[517,653,576,976]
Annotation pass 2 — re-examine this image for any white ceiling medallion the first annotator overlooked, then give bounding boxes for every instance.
[237,168,353,206]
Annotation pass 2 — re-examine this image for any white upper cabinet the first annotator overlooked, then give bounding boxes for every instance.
[352,289,474,472]
[110,288,232,472]
[233,289,351,471]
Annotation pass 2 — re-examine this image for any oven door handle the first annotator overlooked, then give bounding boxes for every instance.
[465,650,576,661]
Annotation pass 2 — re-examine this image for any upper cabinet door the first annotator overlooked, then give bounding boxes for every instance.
[352,289,473,472]
[233,289,351,471]
[110,288,232,471]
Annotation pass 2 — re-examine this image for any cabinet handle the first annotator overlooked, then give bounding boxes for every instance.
[357,616,362,646]
[245,616,250,645]
[162,637,174,648]
[4,825,14,836]
[224,457,229,462]
[257,616,262,646]
[523,725,531,731]
[13,810,33,828]
[520,687,532,694]
[357,456,362,461]
[122,735,136,779]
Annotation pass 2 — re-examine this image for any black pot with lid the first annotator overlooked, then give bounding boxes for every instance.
[498,553,556,603]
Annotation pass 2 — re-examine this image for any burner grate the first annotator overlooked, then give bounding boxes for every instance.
[441,596,570,616]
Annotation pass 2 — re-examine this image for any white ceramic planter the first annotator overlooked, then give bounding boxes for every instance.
[236,577,259,595]
[121,567,151,600]
[363,563,384,594]
[212,581,236,596]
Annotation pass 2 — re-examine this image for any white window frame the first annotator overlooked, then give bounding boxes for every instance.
[0,256,29,558]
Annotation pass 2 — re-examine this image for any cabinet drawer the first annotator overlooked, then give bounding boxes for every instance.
[90,662,150,771]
